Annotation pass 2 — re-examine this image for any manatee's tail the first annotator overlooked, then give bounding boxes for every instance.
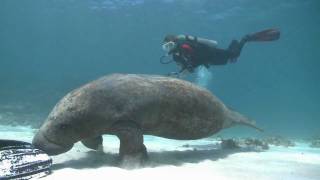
[223,109,264,132]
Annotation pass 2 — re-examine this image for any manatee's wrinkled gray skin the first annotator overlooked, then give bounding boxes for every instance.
[32,74,261,164]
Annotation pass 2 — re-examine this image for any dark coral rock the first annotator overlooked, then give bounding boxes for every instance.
[263,136,295,147]
[221,139,240,149]
[182,144,190,148]
[219,138,269,151]
[243,138,269,150]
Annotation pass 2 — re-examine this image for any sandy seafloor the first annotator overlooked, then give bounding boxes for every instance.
[1,125,320,180]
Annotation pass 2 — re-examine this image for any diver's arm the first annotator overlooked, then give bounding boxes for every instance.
[167,56,193,77]
[175,53,195,73]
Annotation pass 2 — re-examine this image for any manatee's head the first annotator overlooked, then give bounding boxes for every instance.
[32,99,85,155]
[32,116,79,155]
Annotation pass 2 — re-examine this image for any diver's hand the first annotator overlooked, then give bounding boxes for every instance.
[186,64,194,73]
[167,68,190,78]
[167,72,180,77]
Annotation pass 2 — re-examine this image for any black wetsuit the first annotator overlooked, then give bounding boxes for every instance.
[171,36,247,72]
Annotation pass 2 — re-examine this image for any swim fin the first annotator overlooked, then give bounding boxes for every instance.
[246,28,280,42]
[0,139,52,179]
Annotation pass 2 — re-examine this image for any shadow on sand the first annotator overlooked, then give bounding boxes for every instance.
[52,144,261,170]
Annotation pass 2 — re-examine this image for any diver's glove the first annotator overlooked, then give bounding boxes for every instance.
[186,64,194,73]
[167,72,180,78]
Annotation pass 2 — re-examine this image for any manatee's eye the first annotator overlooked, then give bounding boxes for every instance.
[59,123,71,130]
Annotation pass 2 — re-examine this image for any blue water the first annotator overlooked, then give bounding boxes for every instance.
[0,0,319,138]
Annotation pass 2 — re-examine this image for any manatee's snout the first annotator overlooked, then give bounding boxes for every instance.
[32,131,73,155]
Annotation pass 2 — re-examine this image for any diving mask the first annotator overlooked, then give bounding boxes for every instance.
[162,41,176,52]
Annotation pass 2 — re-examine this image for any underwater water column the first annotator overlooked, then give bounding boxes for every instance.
[195,66,213,88]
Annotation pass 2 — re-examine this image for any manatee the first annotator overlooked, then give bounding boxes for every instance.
[32,74,262,164]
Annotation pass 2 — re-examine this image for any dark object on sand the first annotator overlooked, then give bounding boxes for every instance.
[243,138,269,150]
[0,139,52,179]
[264,136,295,147]
[32,74,262,165]
[221,139,240,149]
[220,138,269,150]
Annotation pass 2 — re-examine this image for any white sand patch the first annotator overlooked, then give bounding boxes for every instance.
[1,126,320,180]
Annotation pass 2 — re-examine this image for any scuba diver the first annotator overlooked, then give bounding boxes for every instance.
[160,28,280,76]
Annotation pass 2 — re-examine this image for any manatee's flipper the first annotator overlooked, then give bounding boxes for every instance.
[223,109,264,132]
[0,139,52,179]
[112,121,147,167]
[81,136,103,150]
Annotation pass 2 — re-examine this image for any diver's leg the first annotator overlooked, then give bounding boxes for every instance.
[211,30,278,65]
[112,121,147,167]
[227,36,249,63]
[81,136,103,151]
[207,48,231,65]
